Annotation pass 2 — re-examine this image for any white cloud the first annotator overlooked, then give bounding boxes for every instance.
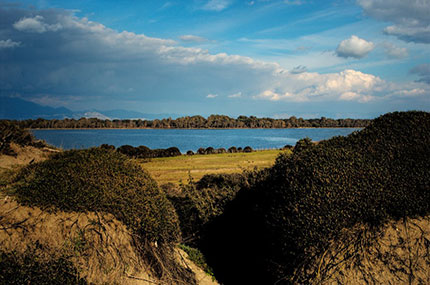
[254,69,389,103]
[202,0,231,11]
[255,90,307,102]
[383,42,408,59]
[0,39,21,48]
[228,92,242,98]
[179,35,208,43]
[1,6,428,113]
[358,0,430,43]
[336,35,374,59]
[13,15,62,33]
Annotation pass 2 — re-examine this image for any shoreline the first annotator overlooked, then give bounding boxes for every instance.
[28,127,363,130]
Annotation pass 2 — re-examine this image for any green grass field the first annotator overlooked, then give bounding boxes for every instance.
[140,149,286,186]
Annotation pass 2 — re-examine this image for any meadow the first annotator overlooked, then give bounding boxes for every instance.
[139,149,284,186]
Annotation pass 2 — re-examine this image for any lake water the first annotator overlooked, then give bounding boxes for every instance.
[31,128,360,152]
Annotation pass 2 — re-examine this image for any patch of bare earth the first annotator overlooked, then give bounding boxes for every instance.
[0,143,58,170]
[301,216,430,284]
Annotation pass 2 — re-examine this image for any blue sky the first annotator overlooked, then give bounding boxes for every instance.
[0,0,429,118]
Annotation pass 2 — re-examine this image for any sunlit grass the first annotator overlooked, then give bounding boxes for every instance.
[140,149,286,185]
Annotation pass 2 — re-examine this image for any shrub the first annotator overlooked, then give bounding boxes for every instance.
[197,148,206,155]
[136,145,152,158]
[165,147,181,157]
[237,147,243,152]
[13,148,180,244]
[186,150,194,155]
[99,144,115,151]
[116,144,137,157]
[216,148,227,154]
[243,146,253,153]
[228,146,237,153]
[200,111,430,284]
[282,144,293,150]
[168,173,247,245]
[205,147,216,155]
[0,248,86,285]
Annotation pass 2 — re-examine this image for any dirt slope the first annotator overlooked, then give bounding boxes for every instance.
[301,216,430,284]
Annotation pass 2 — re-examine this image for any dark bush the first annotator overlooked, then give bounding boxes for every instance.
[99,144,115,151]
[165,147,181,157]
[237,147,243,152]
[0,248,86,285]
[228,146,237,153]
[243,146,253,153]
[205,147,216,155]
[136,145,152,158]
[216,148,227,154]
[168,173,248,245]
[282,144,293,150]
[293,137,314,154]
[186,150,194,155]
[200,111,430,284]
[116,144,137,157]
[197,148,206,155]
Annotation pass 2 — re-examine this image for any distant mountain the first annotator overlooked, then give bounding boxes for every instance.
[0,97,181,120]
[99,109,180,120]
[0,97,74,120]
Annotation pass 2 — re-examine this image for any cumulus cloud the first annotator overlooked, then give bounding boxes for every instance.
[410,63,430,84]
[0,39,20,48]
[383,42,408,59]
[0,6,427,114]
[179,35,208,43]
[358,0,430,43]
[255,69,384,103]
[13,15,62,33]
[202,0,231,11]
[336,35,374,59]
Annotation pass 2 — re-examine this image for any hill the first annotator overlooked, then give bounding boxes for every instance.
[198,111,430,284]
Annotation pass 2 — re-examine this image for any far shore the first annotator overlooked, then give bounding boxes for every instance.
[28,126,363,130]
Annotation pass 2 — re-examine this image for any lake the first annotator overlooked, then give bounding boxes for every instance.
[31,128,360,152]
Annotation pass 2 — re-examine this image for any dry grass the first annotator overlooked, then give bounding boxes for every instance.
[139,149,284,186]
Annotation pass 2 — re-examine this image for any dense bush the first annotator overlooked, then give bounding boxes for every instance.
[116,144,181,159]
[0,249,86,285]
[168,173,248,245]
[186,150,194,155]
[200,111,430,284]
[12,148,180,244]
[197,148,205,155]
[228,146,237,153]
[243,146,253,153]
[205,147,216,154]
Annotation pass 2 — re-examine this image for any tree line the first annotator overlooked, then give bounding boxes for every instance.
[4,115,371,129]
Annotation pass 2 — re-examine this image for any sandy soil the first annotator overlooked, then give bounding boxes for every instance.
[302,216,430,284]
[0,143,58,170]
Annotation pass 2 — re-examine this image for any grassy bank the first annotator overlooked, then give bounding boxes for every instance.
[140,149,283,185]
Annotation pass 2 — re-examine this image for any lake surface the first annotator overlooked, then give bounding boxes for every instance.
[31,128,360,152]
